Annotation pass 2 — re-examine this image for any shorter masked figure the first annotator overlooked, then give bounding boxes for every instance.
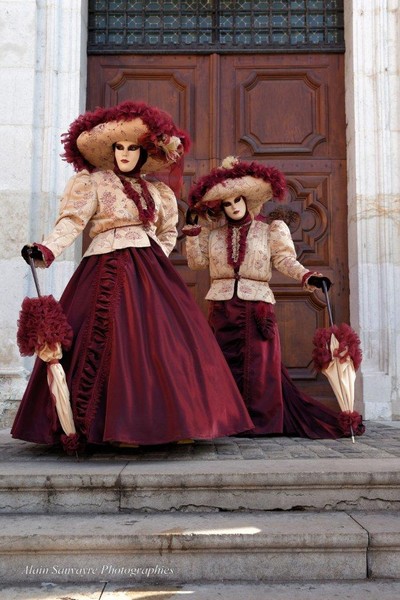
[185,156,347,439]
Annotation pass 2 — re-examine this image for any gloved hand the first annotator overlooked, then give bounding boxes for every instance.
[21,244,44,265]
[307,275,332,291]
[185,208,198,226]
[182,208,202,237]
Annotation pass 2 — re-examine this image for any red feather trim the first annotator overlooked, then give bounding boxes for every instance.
[61,101,190,173]
[150,155,185,198]
[312,328,335,371]
[254,302,277,340]
[312,323,362,371]
[188,161,286,210]
[182,224,202,236]
[17,296,73,356]
[338,410,365,437]
[60,433,82,456]
[114,171,156,226]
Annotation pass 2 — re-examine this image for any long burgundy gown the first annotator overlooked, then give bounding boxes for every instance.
[209,296,343,439]
[11,241,254,447]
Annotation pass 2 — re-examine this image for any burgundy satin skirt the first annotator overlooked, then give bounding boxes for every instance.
[209,296,342,439]
[12,243,254,447]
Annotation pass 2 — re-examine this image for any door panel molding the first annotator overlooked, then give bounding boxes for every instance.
[239,70,327,155]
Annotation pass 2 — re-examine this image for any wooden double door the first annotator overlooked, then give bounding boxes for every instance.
[87,52,348,404]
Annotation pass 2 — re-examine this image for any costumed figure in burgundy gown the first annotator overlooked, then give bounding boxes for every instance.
[12,104,254,452]
[184,156,347,439]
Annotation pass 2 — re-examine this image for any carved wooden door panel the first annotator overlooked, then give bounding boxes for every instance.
[87,52,348,405]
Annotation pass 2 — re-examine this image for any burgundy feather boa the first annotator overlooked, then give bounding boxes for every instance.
[62,101,190,173]
[188,161,286,212]
[312,323,362,371]
[115,171,156,226]
[17,296,73,356]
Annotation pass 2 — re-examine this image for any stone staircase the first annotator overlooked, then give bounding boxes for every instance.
[0,427,400,600]
[0,424,399,594]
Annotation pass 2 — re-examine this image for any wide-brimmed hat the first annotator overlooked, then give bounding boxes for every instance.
[188,156,286,217]
[61,101,190,174]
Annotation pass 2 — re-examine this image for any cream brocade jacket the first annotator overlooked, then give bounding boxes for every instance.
[185,219,313,304]
[40,169,178,262]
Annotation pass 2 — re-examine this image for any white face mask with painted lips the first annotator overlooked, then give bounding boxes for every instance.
[222,196,247,220]
[114,140,141,172]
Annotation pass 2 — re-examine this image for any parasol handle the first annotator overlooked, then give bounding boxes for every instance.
[322,280,334,327]
[27,253,42,298]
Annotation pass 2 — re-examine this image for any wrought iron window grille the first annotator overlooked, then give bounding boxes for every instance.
[88,1,344,54]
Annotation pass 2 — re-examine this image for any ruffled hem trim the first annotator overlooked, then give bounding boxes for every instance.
[72,252,128,437]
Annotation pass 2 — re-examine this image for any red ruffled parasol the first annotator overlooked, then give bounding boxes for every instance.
[17,253,79,454]
[312,282,365,441]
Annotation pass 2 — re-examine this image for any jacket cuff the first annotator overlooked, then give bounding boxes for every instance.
[302,270,321,290]
[182,224,202,237]
[33,243,55,268]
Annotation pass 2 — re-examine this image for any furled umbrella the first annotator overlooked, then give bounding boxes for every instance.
[312,281,365,442]
[17,250,79,453]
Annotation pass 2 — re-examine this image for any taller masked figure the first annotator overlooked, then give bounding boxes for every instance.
[12,103,254,452]
[184,156,352,439]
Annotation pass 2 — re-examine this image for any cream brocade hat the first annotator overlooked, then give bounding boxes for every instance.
[62,101,190,174]
[188,156,287,217]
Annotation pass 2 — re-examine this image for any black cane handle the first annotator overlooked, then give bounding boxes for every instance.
[322,279,334,327]
[27,252,42,298]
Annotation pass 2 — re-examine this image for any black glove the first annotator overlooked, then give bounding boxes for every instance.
[307,275,332,291]
[21,244,43,265]
[185,208,198,226]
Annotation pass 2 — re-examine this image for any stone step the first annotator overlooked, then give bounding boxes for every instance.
[1,511,398,585]
[0,511,377,585]
[3,580,400,600]
[1,458,399,514]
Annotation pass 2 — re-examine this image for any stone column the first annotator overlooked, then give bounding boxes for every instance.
[345,1,400,419]
[0,0,88,425]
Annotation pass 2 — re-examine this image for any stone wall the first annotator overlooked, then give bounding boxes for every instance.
[0,0,87,425]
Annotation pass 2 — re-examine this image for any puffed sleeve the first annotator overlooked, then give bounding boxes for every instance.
[269,219,309,282]
[151,181,178,256]
[40,171,98,264]
[185,225,210,270]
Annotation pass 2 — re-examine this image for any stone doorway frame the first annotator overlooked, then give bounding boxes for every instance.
[1,0,398,423]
